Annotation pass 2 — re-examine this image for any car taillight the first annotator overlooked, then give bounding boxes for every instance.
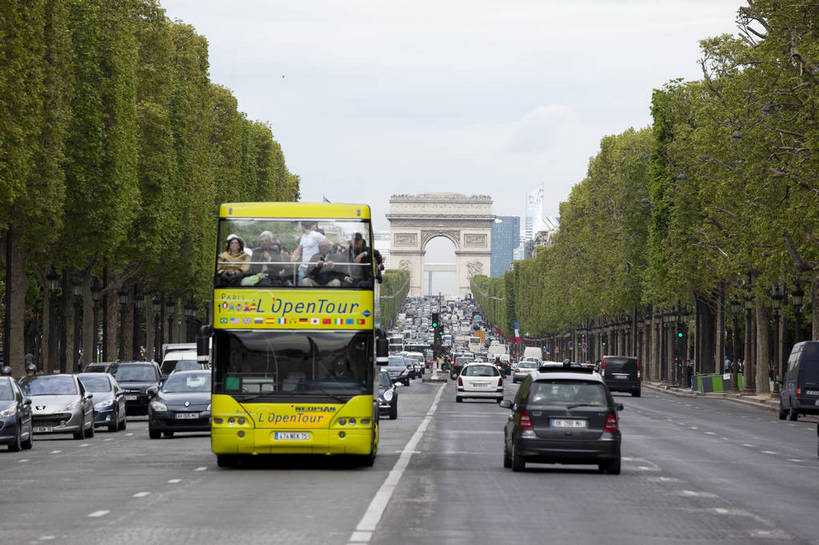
[601,359,606,377]
[603,413,618,433]
[519,411,533,430]
[636,360,641,380]
[458,377,463,387]
[497,377,503,387]
[796,386,801,397]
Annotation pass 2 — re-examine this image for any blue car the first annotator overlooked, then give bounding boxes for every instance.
[0,376,33,451]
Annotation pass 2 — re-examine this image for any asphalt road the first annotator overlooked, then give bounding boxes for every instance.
[1,378,817,545]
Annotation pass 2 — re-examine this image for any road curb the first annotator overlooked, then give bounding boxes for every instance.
[643,383,780,412]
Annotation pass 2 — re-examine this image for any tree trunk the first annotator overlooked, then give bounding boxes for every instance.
[696,294,717,374]
[61,271,73,374]
[743,306,755,391]
[120,288,134,361]
[755,304,771,395]
[105,288,117,362]
[812,273,818,340]
[5,228,29,376]
[82,279,94,366]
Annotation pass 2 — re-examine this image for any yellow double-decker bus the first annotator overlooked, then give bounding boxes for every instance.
[208,203,379,467]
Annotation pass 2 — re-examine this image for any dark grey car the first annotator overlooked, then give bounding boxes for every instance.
[0,377,33,451]
[78,373,127,432]
[600,355,641,397]
[779,341,819,421]
[111,361,162,416]
[377,370,398,420]
[148,370,211,438]
[501,365,622,473]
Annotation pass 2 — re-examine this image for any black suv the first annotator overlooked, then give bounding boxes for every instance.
[600,355,641,397]
[501,362,623,473]
[110,361,163,416]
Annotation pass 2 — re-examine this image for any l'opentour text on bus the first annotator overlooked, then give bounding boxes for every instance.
[208,202,379,467]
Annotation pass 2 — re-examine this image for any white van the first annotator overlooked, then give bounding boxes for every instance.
[522,346,543,362]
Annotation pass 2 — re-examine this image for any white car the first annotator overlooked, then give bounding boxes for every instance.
[512,360,541,383]
[456,362,504,404]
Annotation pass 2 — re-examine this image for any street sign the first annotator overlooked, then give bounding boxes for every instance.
[514,321,519,328]
[581,343,588,350]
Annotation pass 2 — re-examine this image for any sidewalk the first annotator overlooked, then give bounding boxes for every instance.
[644,381,780,412]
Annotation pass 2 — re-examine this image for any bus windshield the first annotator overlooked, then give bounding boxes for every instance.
[213,330,373,401]
[216,218,372,289]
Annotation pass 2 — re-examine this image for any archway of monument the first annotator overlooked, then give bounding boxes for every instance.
[423,235,457,297]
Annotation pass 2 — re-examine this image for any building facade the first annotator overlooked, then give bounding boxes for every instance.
[490,216,520,277]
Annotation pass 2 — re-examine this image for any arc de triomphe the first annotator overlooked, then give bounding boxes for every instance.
[386,193,494,297]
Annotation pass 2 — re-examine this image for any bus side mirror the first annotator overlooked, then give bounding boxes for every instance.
[376,336,389,366]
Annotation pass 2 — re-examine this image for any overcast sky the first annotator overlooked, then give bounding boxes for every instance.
[162,0,742,232]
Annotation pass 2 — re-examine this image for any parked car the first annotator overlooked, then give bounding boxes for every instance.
[779,341,819,421]
[111,361,163,416]
[385,355,412,386]
[19,374,95,440]
[456,362,504,403]
[501,363,622,473]
[600,355,641,397]
[148,370,211,439]
[0,376,33,451]
[78,372,127,432]
[377,370,398,420]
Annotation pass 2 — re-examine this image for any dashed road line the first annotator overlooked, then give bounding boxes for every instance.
[168,479,182,484]
[194,466,207,471]
[762,450,778,455]
[132,492,151,498]
[49,450,61,454]
[88,510,109,518]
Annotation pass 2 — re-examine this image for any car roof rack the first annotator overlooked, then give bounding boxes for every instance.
[538,360,596,374]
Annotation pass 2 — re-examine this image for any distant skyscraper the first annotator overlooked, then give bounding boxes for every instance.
[491,216,520,277]
[523,185,544,242]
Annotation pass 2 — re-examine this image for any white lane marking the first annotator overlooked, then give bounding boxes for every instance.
[18,459,29,463]
[194,466,207,471]
[742,443,754,447]
[104,438,113,442]
[168,479,181,484]
[39,536,56,541]
[762,450,778,455]
[126,433,134,437]
[787,459,804,463]
[80,443,89,447]
[132,492,151,498]
[349,531,373,542]
[648,476,683,483]
[677,490,718,498]
[714,508,730,515]
[351,384,445,539]
[49,450,61,454]
[721,437,730,440]
[88,510,109,518]
[704,431,717,435]
[634,465,661,471]
[689,426,699,430]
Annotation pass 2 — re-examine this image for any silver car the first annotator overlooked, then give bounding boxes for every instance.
[19,374,95,440]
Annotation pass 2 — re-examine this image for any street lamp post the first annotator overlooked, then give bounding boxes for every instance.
[153,295,163,361]
[771,284,784,393]
[46,269,60,373]
[791,281,804,343]
[184,301,196,342]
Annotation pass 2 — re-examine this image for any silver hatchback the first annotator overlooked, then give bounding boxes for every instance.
[19,374,95,440]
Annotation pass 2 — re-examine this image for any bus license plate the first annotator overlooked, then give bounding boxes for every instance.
[274,432,309,440]
[174,413,199,419]
[551,419,587,429]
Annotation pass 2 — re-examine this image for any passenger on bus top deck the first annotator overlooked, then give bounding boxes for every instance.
[217,234,251,277]
[346,233,372,287]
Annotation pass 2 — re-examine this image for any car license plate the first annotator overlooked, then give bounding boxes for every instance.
[274,432,310,440]
[551,419,587,428]
[472,382,489,388]
[613,373,629,379]
[174,412,199,420]
[34,426,52,433]
[125,395,138,401]
[806,390,819,396]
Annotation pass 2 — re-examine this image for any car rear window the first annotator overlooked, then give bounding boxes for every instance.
[529,380,607,406]
[114,365,157,382]
[463,365,498,377]
[605,358,637,373]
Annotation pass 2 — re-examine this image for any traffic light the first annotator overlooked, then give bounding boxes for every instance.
[431,312,439,329]
[432,312,442,357]
[601,335,607,348]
